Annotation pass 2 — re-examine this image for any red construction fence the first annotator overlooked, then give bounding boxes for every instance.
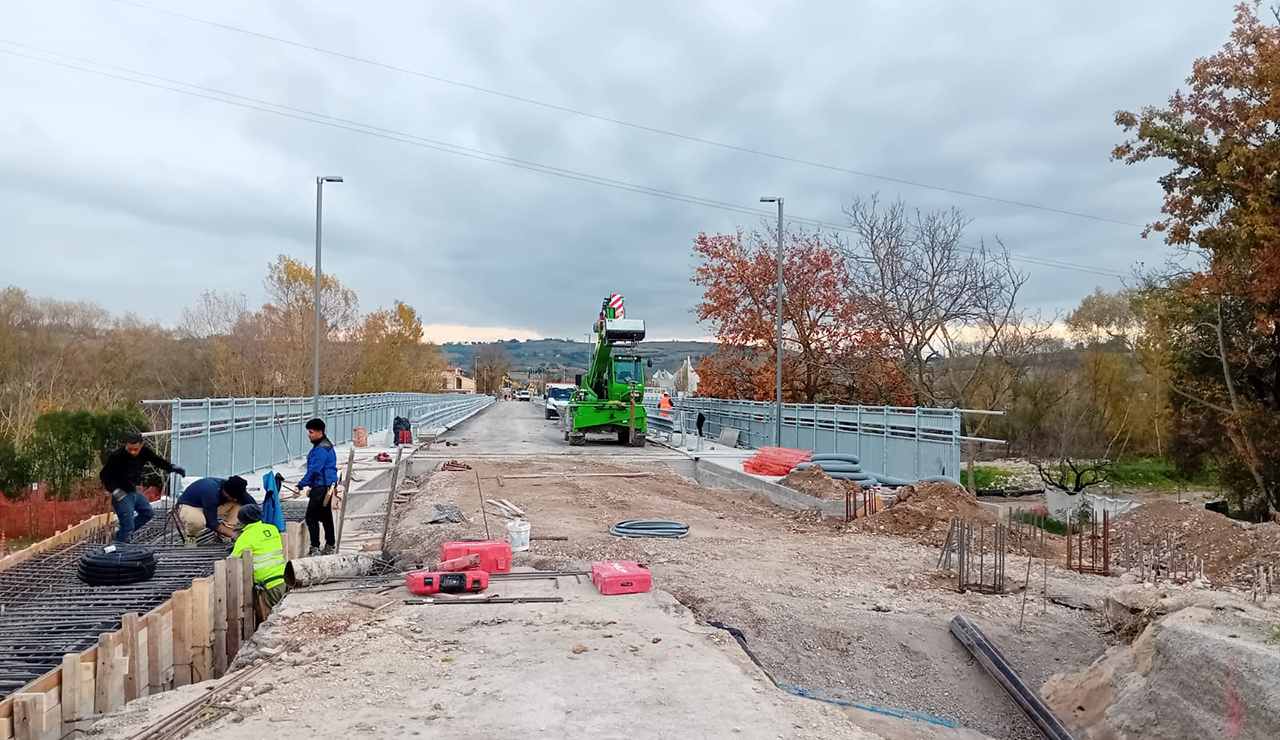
[0,485,162,542]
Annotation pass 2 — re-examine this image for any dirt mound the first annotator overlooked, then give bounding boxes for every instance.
[778,465,862,500]
[854,481,995,544]
[1110,500,1280,585]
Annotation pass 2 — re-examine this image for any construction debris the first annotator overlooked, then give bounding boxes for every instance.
[427,503,468,524]
[441,460,472,471]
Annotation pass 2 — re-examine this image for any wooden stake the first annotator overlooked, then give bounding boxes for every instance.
[240,549,255,640]
[122,612,142,702]
[172,589,192,687]
[226,555,243,661]
[212,562,228,677]
[190,578,213,683]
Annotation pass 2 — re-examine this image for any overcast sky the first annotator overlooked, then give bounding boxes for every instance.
[0,0,1239,342]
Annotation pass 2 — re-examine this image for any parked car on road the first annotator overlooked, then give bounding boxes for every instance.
[517,390,531,402]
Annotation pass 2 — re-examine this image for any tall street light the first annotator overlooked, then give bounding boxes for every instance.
[760,196,784,447]
[314,175,343,418]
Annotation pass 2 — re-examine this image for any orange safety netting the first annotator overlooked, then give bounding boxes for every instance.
[743,447,813,476]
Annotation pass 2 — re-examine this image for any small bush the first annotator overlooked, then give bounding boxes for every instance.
[24,407,150,498]
[0,437,34,500]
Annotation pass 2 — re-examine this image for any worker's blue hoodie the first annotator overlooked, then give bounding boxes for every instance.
[299,435,338,489]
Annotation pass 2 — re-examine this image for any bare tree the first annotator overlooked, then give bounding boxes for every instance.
[840,195,1035,487]
[178,290,248,339]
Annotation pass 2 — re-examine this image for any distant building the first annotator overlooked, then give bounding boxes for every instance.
[441,367,476,393]
[649,369,676,392]
[676,356,699,395]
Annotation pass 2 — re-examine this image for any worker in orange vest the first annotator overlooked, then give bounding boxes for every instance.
[658,392,674,419]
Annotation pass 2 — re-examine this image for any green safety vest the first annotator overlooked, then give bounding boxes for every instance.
[232,522,286,588]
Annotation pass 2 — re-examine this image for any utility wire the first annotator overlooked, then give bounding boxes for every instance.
[104,0,1145,230]
[0,42,1128,280]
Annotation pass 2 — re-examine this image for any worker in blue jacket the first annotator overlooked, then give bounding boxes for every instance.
[300,418,339,556]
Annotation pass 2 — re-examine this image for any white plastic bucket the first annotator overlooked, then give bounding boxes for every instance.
[505,519,531,552]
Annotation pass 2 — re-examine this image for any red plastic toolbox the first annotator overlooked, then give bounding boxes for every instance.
[440,540,512,574]
[591,560,652,595]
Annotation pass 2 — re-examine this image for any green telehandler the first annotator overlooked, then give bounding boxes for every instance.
[566,293,648,447]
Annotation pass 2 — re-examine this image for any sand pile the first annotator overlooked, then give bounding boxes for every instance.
[777,465,863,500]
[1110,500,1280,586]
[854,481,995,544]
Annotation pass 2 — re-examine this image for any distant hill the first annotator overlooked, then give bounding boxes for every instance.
[442,339,717,376]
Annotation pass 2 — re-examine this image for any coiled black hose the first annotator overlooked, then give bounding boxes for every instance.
[608,519,690,539]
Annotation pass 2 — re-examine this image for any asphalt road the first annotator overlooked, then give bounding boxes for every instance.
[437,396,680,459]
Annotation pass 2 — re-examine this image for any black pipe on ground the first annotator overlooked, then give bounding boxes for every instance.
[948,614,1078,740]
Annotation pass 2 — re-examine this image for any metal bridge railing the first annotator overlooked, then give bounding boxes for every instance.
[643,398,1001,481]
[142,392,493,480]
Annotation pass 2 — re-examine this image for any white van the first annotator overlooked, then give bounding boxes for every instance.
[544,382,577,420]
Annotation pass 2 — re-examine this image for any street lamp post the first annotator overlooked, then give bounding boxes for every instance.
[760,196,784,447]
[314,175,343,418]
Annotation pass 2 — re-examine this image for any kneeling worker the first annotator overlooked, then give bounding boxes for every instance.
[232,504,286,622]
[176,475,253,546]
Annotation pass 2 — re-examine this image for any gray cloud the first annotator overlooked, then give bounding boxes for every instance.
[0,0,1239,339]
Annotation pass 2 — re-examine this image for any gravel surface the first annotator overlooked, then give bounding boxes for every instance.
[383,405,1112,740]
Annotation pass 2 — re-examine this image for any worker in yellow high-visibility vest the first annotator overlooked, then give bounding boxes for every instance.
[231,504,287,622]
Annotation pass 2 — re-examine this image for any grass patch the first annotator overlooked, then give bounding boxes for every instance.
[1266,623,1280,646]
[1107,458,1215,490]
[960,466,1015,490]
[1015,511,1070,536]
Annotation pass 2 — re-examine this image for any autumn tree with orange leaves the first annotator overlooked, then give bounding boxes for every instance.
[691,228,905,404]
[1114,1,1280,517]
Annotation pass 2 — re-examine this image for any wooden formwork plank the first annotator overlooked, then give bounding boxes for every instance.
[171,589,193,687]
[121,612,141,702]
[189,578,213,683]
[12,693,43,740]
[155,610,174,691]
[212,561,229,677]
[0,717,9,740]
[60,654,89,736]
[226,555,243,660]
[240,549,255,641]
[93,631,123,715]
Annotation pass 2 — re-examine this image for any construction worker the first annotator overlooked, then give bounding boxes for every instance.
[299,418,339,556]
[658,391,674,419]
[176,475,253,546]
[232,503,287,622]
[100,432,185,543]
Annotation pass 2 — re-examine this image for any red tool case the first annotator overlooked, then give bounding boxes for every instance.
[405,569,490,595]
[439,540,512,574]
[591,561,652,595]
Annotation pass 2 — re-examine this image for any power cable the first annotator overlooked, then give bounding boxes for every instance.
[0,42,1129,280]
[104,0,1145,229]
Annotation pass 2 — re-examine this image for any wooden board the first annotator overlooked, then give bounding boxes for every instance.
[189,578,213,683]
[93,632,121,715]
[226,556,242,661]
[12,693,44,740]
[240,550,254,641]
[121,613,141,702]
[171,589,192,687]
